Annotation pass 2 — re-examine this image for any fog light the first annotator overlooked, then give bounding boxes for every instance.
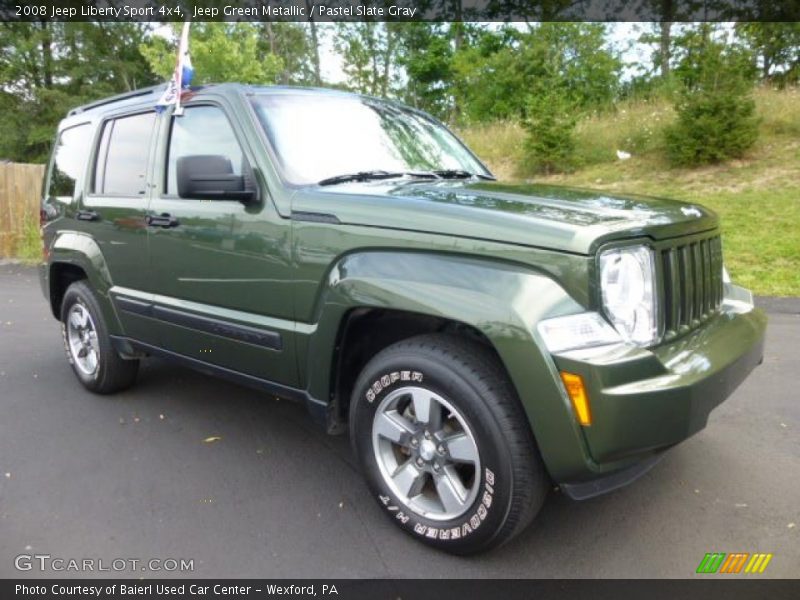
[560,371,592,426]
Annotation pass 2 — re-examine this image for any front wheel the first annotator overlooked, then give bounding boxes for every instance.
[349,334,549,554]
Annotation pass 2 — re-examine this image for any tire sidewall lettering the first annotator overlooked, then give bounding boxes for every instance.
[365,370,423,403]
[357,366,510,546]
[380,465,497,541]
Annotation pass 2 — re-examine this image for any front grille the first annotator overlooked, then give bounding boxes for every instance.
[660,235,724,337]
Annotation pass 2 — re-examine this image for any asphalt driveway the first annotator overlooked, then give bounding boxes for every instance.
[1,262,798,578]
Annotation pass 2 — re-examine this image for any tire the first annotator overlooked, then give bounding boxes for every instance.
[349,333,549,554]
[60,280,139,394]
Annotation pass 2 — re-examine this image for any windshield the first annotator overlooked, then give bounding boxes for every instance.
[250,93,490,185]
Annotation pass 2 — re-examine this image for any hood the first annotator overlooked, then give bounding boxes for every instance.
[291,180,718,255]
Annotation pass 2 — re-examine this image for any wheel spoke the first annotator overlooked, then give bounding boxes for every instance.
[78,307,89,328]
[434,466,468,514]
[88,330,100,353]
[374,410,415,446]
[85,349,98,372]
[445,433,479,464]
[411,389,442,430]
[69,311,83,329]
[392,460,426,498]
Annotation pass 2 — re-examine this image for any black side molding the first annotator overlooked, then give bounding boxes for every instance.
[290,211,341,224]
[115,296,152,317]
[112,295,282,351]
[152,305,282,351]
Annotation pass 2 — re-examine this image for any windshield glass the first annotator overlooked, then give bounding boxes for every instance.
[250,93,490,185]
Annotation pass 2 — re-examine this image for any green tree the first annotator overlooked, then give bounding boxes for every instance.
[665,27,759,166]
[257,22,318,86]
[0,22,155,162]
[140,23,282,85]
[253,1,323,86]
[395,22,454,119]
[521,86,578,175]
[334,21,400,97]
[736,22,800,85]
[450,23,621,124]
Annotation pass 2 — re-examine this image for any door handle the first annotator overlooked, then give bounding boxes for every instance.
[145,213,180,228]
[76,210,100,222]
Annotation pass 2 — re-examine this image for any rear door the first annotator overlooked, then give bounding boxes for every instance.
[145,103,297,386]
[80,109,160,344]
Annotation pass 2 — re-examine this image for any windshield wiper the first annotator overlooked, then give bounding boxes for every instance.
[317,169,492,186]
[318,170,405,186]
[431,169,495,180]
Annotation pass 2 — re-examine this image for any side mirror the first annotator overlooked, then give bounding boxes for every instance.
[176,155,256,202]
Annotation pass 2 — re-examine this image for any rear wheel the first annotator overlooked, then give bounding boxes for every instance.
[60,281,138,393]
[350,333,548,554]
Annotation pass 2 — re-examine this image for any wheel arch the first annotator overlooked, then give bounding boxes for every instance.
[46,231,123,335]
[302,250,595,482]
[331,307,502,427]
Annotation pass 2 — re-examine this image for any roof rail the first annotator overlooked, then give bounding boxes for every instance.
[67,84,166,116]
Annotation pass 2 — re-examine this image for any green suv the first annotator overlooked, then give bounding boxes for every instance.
[40,84,766,554]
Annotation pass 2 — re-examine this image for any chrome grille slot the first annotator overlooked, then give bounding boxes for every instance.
[660,235,723,338]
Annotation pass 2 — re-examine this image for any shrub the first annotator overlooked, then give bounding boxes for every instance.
[665,89,758,166]
[664,41,759,166]
[521,90,578,175]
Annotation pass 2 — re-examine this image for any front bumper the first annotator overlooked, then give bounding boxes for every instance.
[552,291,766,495]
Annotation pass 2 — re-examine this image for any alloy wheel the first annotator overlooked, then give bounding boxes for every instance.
[371,386,481,521]
[66,303,100,377]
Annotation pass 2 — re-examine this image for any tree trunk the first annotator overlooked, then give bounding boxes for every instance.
[381,25,394,97]
[304,2,322,86]
[266,22,275,54]
[449,1,463,122]
[659,21,672,80]
[658,0,674,80]
[367,24,380,95]
[39,21,53,88]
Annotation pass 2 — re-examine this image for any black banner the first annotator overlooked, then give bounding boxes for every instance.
[1,0,799,22]
[4,579,800,600]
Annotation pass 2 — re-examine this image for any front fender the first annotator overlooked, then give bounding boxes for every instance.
[302,250,596,482]
[47,231,123,334]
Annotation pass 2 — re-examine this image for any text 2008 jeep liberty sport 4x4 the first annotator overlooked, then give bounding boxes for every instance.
[40,84,766,554]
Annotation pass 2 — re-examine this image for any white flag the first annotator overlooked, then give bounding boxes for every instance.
[156,22,194,115]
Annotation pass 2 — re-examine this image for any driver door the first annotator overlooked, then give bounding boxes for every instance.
[146,103,297,386]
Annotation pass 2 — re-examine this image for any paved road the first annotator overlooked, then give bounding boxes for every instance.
[1,263,798,578]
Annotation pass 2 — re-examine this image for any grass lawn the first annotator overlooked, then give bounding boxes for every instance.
[461,88,800,297]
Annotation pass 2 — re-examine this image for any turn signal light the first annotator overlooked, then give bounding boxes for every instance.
[560,371,592,426]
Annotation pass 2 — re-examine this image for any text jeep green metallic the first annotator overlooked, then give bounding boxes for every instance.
[40,84,765,554]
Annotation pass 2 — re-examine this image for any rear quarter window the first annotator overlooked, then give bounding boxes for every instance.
[46,123,92,203]
[93,112,156,196]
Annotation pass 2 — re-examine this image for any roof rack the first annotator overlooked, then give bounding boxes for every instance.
[67,84,166,116]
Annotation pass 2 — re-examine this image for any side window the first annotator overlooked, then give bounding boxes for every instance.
[94,112,156,196]
[47,123,92,202]
[166,106,244,195]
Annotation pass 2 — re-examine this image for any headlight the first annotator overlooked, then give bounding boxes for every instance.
[599,245,658,346]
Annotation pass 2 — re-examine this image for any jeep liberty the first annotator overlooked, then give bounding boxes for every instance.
[40,84,766,554]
